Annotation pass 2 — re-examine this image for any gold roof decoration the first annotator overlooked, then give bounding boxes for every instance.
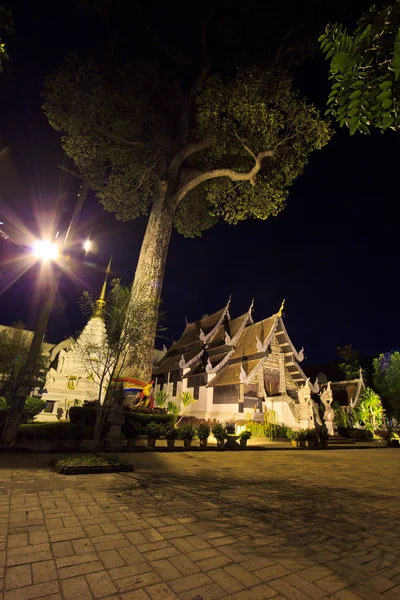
[92,257,112,319]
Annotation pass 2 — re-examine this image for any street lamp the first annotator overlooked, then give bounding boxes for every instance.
[83,239,92,253]
[1,179,90,446]
[32,240,60,262]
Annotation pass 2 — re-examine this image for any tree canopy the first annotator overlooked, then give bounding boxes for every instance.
[373,351,400,419]
[44,61,331,238]
[320,0,400,134]
[0,5,13,71]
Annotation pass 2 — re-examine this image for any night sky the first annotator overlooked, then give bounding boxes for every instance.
[0,0,399,366]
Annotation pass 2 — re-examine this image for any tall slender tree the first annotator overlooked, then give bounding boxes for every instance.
[43,1,332,381]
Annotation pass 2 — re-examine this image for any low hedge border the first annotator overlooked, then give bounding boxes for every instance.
[338,427,373,440]
[69,406,176,429]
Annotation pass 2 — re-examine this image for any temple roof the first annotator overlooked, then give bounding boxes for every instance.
[231,316,277,360]
[207,359,260,387]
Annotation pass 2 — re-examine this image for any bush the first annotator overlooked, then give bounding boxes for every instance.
[240,430,252,440]
[197,423,210,440]
[0,397,8,410]
[286,429,298,441]
[177,424,197,440]
[145,422,165,438]
[212,423,227,440]
[165,426,178,440]
[338,427,373,440]
[17,422,94,440]
[69,406,98,425]
[236,420,266,438]
[297,430,308,441]
[265,424,291,439]
[21,397,46,423]
[126,412,176,429]
[305,428,318,441]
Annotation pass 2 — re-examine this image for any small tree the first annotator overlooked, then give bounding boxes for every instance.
[355,387,384,432]
[77,279,162,449]
[373,352,400,420]
[320,1,400,134]
[337,344,361,380]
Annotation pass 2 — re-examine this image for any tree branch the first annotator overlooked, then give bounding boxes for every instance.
[174,150,274,205]
[274,22,308,65]
[168,135,214,183]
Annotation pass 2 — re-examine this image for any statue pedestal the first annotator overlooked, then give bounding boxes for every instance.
[325,420,335,436]
[105,409,125,450]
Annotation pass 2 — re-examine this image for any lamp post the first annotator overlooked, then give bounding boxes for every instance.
[1,180,90,445]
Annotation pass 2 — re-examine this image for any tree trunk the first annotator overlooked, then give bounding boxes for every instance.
[126,183,176,381]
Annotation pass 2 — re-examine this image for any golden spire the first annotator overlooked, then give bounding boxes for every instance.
[93,257,112,319]
[277,298,285,318]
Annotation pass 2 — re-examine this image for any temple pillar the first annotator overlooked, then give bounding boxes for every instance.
[278,353,286,394]
[238,383,244,413]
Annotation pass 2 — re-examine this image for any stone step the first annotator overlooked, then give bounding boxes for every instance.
[328,436,356,445]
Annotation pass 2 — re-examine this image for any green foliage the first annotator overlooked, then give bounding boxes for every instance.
[332,401,356,428]
[297,430,308,441]
[373,352,400,419]
[53,454,131,472]
[17,422,94,440]
[0,396,7,409]
[191,67,331,232]
[166,401,180,416]
[211,423,227,440]
[0,5,13,72]
[43,59,331,239]
[69,406,98,426]
[164,426,178,440]
[21,398,46,423]
[237,420,266,438]
[337,427,373,440]
[286,428,298,441]
[178,391,197,408]
[320,2,400,133]
[144,422,165,439]
[239,430,252,440]
[177,423,196,440]
[337,344,361,380]
[153,389,169,409]
[197,422,210,440]
[355,387,384,431]
[0,322,47,403]
[305,428,318,441]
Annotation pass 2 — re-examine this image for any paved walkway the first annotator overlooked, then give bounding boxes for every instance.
[0,448,399,600]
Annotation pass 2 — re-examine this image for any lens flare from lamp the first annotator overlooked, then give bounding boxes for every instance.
[32,240,59,262]
[83,239,92,252]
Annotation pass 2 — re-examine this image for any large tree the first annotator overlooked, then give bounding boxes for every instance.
[320,0,400,134]
[43,1,332,381]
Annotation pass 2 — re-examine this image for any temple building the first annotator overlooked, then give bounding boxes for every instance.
[153,299,365,430]
[37,260,112,421]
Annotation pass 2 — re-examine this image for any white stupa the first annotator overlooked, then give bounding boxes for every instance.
[38,259,112,421]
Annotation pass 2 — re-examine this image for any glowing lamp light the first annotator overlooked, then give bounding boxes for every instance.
[32,240,59,262]
[83,239,92,252]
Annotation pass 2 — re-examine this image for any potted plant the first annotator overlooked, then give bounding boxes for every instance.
[318,425,329,449]
[197,423,210,448]
[212,423,227,449]
[145,422,164,448]
[287,428,299,447]
[297,430,307,448]
[239,430,251,448]
[178,424,197,448]
[122,420,142,449]
[305,428,318,449]
[225,421,236,435]
[165,426,178,449]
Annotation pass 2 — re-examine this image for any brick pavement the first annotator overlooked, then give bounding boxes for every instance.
[0,448,399,600]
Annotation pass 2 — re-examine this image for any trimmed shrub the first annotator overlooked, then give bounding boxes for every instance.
[125,412,176,429]
[177,424,197,440]
[69,406,98,425]
[17,422,94,440]
[338,427,373,440]
[21,397,46,423]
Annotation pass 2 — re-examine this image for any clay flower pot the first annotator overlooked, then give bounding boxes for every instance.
[183,439,192,449]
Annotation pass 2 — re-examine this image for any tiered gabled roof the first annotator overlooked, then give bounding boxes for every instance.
[153,299,308,392]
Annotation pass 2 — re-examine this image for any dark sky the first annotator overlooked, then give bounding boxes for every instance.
[0,0,399,365]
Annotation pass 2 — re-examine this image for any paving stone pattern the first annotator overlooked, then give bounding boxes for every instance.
[0,448,399,600]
